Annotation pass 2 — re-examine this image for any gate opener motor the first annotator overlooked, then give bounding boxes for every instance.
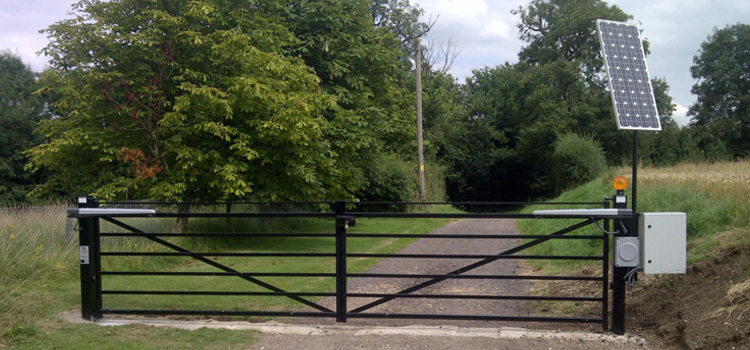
[531,209,686,274]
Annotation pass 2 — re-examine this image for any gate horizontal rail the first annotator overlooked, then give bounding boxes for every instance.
[71,198,616,332]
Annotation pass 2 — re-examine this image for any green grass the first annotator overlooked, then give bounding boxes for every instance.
[99,212,458,313]
[4,320,256,350]
[1,203,458,347]
[517,161,750,272]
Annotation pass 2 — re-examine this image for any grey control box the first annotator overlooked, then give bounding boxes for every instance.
[640,213,686,274]
[615,237,640,268]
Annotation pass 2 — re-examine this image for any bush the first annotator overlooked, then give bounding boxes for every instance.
[551,133,607,193]
[357,154,418,205]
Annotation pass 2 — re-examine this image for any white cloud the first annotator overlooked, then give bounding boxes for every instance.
[606,0,750,127]
[415,0,526,78]
[422,0,488,23]
[482,20,512,41]
[0,0,76,72]
[672,103,691,126]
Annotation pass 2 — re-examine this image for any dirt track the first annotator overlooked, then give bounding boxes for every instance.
[248,219,652,349]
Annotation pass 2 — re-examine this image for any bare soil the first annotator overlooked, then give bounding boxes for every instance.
[627,247,750,349]
[535,234,750,350]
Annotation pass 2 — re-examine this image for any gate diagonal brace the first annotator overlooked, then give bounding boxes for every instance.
[348,219,596,314]
[101,217,334,314]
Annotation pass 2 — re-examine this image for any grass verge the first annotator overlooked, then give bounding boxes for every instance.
[1,203,458,348]
[518,160,750,270]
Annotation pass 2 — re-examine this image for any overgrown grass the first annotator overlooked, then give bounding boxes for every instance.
[518,160,750,271]
[1,204,79,338]
[0,202,458,346]
[0,203,181,339]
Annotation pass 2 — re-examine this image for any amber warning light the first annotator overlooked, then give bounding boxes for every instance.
[613,176,629,191]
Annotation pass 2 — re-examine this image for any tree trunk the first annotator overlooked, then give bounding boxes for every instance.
[176,203,190,233]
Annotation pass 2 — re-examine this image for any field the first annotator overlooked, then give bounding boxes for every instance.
[0,202,457,349]
[518,161,750,349]
[2,161,749,349]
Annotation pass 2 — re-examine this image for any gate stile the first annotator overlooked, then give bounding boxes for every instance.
[70,197,627,332]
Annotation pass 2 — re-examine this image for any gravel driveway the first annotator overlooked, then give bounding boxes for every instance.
[248,219,653,349]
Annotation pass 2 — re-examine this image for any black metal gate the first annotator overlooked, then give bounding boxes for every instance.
[69,197,634,333]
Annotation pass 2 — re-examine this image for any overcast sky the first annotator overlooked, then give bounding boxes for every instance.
[2,0,750,126]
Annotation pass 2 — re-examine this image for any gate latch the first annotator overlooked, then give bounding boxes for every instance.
[337,215,356,229]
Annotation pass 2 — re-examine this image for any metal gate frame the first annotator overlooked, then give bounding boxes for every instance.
[70,196,636,334]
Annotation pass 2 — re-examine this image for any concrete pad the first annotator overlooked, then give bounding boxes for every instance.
[66,313,644,346]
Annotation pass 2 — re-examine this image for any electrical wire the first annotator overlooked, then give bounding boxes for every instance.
[624,267,642,291]
[590,218,628,235]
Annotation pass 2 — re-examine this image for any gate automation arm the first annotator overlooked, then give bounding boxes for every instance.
[68,208,157,217]
[531,208,632,219]
[349,219,596,314]
[532,208,632,235]
[100,217,334,314]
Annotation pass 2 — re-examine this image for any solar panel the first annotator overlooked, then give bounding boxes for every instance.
[597,19,662,131]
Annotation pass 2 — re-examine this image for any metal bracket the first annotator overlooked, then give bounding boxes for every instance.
[337,215,356,229]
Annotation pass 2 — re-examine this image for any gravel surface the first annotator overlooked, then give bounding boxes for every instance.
[250,332,645,350]
[312,218,533,327]
[249,219,654,349]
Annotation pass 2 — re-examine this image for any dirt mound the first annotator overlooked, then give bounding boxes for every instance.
[628,247,750,349]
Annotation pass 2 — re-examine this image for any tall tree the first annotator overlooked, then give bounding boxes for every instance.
[27,0,353,202]
[513,0,630,83]
[0,50,46,204]
[449,0,678,201]
[688,23,750,158]
[279,0,416,157]
[370,0,433,63]
[511,0,674,165]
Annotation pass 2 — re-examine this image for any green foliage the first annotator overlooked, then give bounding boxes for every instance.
[639,123,705,166]
[422,161,448,202]
[518,162,746,270]
[371,0,430,61]
[0,203,454,345]
[0,51,47,204]
[551,133,607,192]
[444,0,694,202]
[642,186,727,239]
[513,0,631,84]
[280,0,416,159]
[26,0,424,203]
[688,23,750,159]
[357,153,417,204]
[445,0,634,201]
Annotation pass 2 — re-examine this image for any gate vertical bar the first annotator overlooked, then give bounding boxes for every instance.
[602,200,610,332]
[335,201,347,322]
[79,196,102,321]
[612,191,628,334]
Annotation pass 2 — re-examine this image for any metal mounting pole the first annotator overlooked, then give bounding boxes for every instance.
[632,131,638,214]
[611,190,627,334]
[611,187,638,335]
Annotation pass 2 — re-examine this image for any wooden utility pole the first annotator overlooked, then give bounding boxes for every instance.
[416,43,426,200]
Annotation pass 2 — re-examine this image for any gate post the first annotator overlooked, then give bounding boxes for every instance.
[78,196,103,321]
[611,190,636,335]
[602,200,610,332]
[335,201,348,322]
